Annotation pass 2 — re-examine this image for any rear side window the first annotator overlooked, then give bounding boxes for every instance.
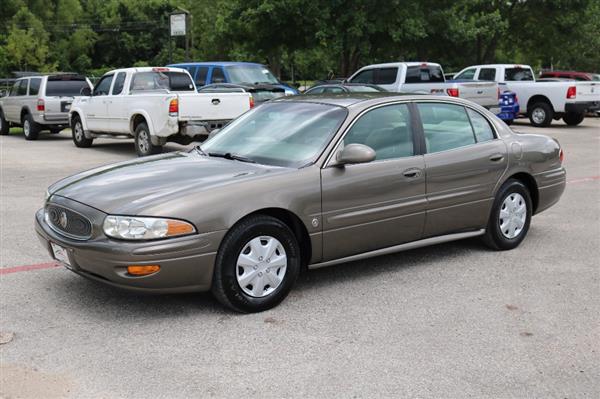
[16,80,28,95]
[343,104,414,160]
[467,109,495,142]
[195,67,209,86]
[417,103,476,153]
[504,68,534,81]
[46,76,89,96]
[211,68,226,83]
[93,75,114,96]
[130,71,194,91]
[9,81,21,96]
[111,72,126,95]
[29,78,41,95]
[455,68,476,80]
[478,68,496,81]
[350,68,397,85]
[405,65,445,83]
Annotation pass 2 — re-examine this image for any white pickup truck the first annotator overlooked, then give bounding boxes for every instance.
[348,62,499,111]
[453,64,600,127]
[70,67,252,156]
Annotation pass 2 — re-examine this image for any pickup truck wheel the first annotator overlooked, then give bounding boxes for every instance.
[71,116,93,147]
[0,111,9,135]
[22,113,40,140]
[528,102,553,127]
[134,122,162,157]
[563,112,585,126]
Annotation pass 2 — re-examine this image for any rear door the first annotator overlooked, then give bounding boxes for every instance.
[4,79,27,122]
[320,102,426,260]
[178,92,252,121]
[416,101,507,237]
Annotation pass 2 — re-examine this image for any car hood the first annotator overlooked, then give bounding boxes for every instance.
[49,151,289,215]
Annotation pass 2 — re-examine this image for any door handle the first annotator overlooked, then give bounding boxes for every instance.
[402,168,422,178]
[489,154,504,162]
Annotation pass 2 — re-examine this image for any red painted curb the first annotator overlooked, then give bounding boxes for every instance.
[0,262,59,275]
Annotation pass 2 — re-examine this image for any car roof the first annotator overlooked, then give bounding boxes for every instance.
[276,92,452,108]
[169,62,264,67]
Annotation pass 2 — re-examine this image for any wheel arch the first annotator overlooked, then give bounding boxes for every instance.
[130,112,153,136]
[503,172,539,214]
[527,95,554,113]
[20,106,33,121]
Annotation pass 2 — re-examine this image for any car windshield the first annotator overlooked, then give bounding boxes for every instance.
[200,102,347,167]
[226,65,280,85]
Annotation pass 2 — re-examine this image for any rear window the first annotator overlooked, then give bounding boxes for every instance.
[350,68,398,85]
[504,68,534,81]
[405,65,445,83]
[45,76,89,96]
[130,71,195,91]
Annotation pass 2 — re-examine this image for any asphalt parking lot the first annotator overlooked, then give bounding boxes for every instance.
[1,118,599,398]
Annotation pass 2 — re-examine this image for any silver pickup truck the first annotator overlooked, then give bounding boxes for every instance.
[348,62,499,111]
[0,74,92,140]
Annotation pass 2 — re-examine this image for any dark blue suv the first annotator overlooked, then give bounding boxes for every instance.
[167,62,298,102]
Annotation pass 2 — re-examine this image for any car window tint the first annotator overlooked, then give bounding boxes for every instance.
[323,87,344,93]
[29,78,41,95]
[16,80,28,96]
[478,68,496,81]
[212,68,226,83]
[196,66,208,86]
[93,75,113,96]
[505,68,534,81]
[467,109,495,142]
[405,65,445,83]
[46,78,89,96]
[455,68,476,80]
[350,69,374,84]
[418,103,476,153]
[375,68,398,84]
[111,72,126,95]
[343,104,413,160]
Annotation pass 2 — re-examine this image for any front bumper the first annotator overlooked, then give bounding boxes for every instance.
[35,203,226,293]
[565,101,600,113]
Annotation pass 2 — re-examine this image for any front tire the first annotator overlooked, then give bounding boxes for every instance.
[212,215,301,313]
[71,116,93,147]
[563,112,584,126]
[483,179,532,251]
[134,122,162,157]
[528,102,553,127]
[22,113,40,140]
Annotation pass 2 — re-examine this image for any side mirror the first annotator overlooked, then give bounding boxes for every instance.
[335,143,376,166]
[80,87,92,96]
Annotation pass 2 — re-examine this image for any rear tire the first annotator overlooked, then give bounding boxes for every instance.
[134,122,162,157]
[0,111,9,135]
[483,179,532,251]
[71,116,93,148]
[22,113,40,140]
[563,112,584,126]
[211,215,301,313]
[528,102,553,127]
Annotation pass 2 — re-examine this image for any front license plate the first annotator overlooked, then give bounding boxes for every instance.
[51,243,71,267]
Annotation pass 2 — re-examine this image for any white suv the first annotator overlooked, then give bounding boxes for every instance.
[0,74,92,140]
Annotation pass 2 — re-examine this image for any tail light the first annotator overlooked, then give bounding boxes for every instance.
[446,88,459,97]
[566,86,576,99]
[37,99,45,112]
[559,148,564,163]
[249,96,255,109]
[168,98,178,116]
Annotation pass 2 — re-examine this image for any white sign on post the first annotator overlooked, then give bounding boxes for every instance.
[170,13,186,36]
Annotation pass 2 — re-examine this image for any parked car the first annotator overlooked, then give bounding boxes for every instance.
[197,82,285,104]
[0,74,92,139]
[69,67,253,156]
[453,64,600,126]
[37,94,565,312]
[347,62,500,111]
[303,83,386,94]
[539,70,600,81]
[167,61,299,101]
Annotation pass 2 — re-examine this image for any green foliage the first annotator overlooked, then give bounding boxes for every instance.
[0,0,598,79]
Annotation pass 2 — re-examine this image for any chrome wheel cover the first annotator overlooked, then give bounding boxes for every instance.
[138,129,149,153]
[499,193,527,239]
[531,108,546,124]
[236,236,287,298]
[23,119,30,136]
[74,122,84,141]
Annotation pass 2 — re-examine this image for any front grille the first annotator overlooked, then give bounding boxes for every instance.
[46,204,92,240]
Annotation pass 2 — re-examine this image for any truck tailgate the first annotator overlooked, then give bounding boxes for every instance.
[573,82,600,103]
[178,92,252,121]
[457,81,498,108]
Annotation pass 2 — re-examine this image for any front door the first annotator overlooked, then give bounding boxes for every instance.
[106,72,128,133]
[85,74,113,131]
[320,103,427,261]
[415,101,508,237]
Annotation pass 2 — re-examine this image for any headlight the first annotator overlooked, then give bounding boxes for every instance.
[103,216,196,240]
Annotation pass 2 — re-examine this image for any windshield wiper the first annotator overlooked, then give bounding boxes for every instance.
[208,152,256,163]
[193,145,207,155]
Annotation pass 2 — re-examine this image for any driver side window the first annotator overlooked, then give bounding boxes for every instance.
[342,104,414,161]
[93,75,114,96]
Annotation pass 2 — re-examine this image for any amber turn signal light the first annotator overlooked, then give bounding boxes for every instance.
[166,220,195,236]
[127,265,160,276]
